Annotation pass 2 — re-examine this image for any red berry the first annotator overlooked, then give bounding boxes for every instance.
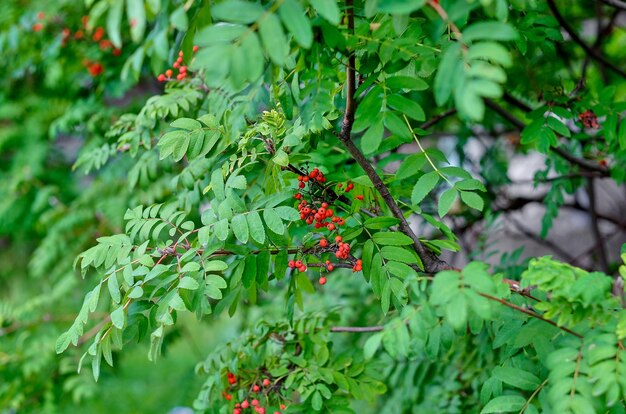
[252,399,259,406]
[193,45,199,52]
[180,66,187,73]
[320,239,328,247]
[335,236,342,243]
[321,202,328,208]
[165,69,173,77]
[177,73,186,80]
[179,50,184,57]
[37,11,45,20]
[327,264,334,271]
[356,195,364,200]
[32,23,43,32]
[242,401,249,409]
[303,176,309,182]
[252,385,260,392]
[295,260,303,268]
[234,410,241,414]
[327,223,335,230]
[319,277,327,285]
[157,74,166,82]
[280,405,287,410]
[173,61,180,68]
[288,260,295,268]
[294,193,302,199]
[262,378,271,387]
[298,182,305,189]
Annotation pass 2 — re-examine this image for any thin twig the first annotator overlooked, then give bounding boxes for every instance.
[547,0,626,79]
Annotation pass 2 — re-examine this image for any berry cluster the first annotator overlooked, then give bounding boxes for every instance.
[157,47,198,82]
[289,167,366,286]
[297,200,344,229]
[287,259,307,273]
[33,13,121,77]
[223,371,287,414]
[579,110,599,129]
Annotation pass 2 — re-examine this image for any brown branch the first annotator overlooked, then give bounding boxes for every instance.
[419,108,457,130]
[586,178,610,273]
[335,0,449,274]
[76,315,111,346]
[329,292,581,338]
[330,325,384,333]
[479,292,583,338]
[547,0,626,79]
[484,99,610,174]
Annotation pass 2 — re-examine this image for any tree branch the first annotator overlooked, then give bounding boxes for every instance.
[547,0,626,79]
[586,178,610,273]
[335,1,449,273]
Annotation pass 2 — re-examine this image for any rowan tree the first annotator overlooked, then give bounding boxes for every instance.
[2,1,626,413]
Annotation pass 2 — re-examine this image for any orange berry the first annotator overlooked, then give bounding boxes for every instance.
[165,69,173,77]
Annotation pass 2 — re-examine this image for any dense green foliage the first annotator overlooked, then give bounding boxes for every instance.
[2,0,626,413]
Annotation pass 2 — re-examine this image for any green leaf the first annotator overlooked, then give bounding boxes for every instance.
[387,95,425,121]
[381,246,418,264]
[55,332,71,354]
[171,118,201,130]
[107,0,123,48]
[372,232,414,246]
[279,0,313,48]
[111,306,125,329]
[361,116,385,154]
[464,22,518,42]
[259,13,289,66]
[246,211,266,244]
[377,0,426,14]
[231,214,249,244]
[212,0,264,24]
[546,116,570,137]
[459,191,484,211]
[438,187,458,217]
[205,261,228,272]
[309,0,340,25]
[363,333,383,359]
[170,6,188,30]
[411,172,440,205]
[179,276,200,290]
[467,42,512,67]
[214,218,229,241]
[275,206,300,221]
[480,396,526,413]
[396,153,427,180]
[263,208,285,234]
[434,43,461,105]
[364,217,400,230]
[211,169,225,201]
[618,118,626,150]
[386,75,428,91]
[127,285,143,298]
[446,293,467,330]
[126,0,146,43]
[492,367,541,391]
